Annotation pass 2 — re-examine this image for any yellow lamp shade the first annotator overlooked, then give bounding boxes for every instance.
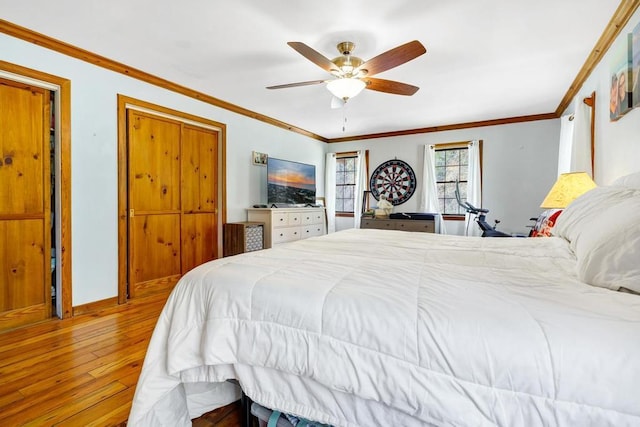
[540,172,596,209]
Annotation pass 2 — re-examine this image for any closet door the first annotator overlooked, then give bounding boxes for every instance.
[126,110,219,298]
[127,110,182,298]
[181,125,218,272]
[0,80,51,330]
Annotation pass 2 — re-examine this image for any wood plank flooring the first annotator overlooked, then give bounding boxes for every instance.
[0,291,241,426]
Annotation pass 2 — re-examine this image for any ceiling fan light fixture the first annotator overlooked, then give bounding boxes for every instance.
[326,78,366,100]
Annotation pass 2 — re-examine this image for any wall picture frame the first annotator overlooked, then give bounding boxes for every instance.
[252,151,268,166]
[632,21,640,108]
[609,33,633,121]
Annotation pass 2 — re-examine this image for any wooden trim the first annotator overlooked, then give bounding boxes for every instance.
[0,60,73,319]
[0,19,326,143]
[132,275,181,299]
[327,113,557,143]
[442,215,465,221]
[117,95,227,304]
[220,125,227,257]
[3,6,636,145]
[59,77,72,319]
[2,3,637,144]
[336,213,355,218]
[119,95,228,129]
[336,151,359,158]
[584,91,596,177]
[0,304,49,331]
[433,141,471,150]
[72,296,119,316]
[555,0,640,115]
[0,213,45,220]
[583,94,594,108]
[117,97,128,304]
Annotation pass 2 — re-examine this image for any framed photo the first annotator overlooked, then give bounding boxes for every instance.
[632,22,640,108]
[252,151,268,166]
[609,35,633,121]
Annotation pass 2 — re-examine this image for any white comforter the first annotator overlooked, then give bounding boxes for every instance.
[128,229,640,426]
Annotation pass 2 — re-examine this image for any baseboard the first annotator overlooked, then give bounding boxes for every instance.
[72,296,119,316]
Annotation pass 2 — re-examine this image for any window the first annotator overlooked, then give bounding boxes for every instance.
[335,155,357,214]
[434,143,473,216]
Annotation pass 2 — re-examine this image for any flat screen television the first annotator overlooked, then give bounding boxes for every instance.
[267,157,316,205]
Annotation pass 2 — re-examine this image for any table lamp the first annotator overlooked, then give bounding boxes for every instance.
[540,172,596,209]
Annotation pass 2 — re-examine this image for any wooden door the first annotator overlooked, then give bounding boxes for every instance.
[127,111,218,298]
[0,79,51,330]
[181,125,218,272]
[128,110,182,298]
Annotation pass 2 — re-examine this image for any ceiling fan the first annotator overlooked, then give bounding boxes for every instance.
[266,40,426,105]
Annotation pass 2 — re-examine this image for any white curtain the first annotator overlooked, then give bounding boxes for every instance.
[353,150,367,229]
[558,100,592,177]
[419,145,446,234]
[465,140,482,236]
[324,152,337,233]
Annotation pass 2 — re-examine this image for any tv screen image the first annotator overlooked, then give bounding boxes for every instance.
[267,158,316,205]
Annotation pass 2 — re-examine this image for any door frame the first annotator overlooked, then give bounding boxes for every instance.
[0,61,73,319]
[117,95,227,303]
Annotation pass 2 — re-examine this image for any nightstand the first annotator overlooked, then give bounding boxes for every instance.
[223,222,264,257]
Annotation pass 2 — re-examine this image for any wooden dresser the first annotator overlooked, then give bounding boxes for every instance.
[247,207,326,248]
[360,217,435,233]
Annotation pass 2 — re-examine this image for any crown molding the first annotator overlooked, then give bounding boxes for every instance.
[0,19,327,143]
[2,0,638,143]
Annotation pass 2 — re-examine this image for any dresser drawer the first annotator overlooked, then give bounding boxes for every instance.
[395,221,435,233]
[301,211,322,225]
[303,224,324,238]
[360,217,435,233]
[287,212,302,225]
[273,212,288,227]
[361,219,395,230]
[272,226,302,244]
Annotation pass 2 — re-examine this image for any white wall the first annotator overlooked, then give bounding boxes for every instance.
[2,6,638,306]
[1,33,324,306]
[334,7,640,236]
[331,119,560,235]
[563,7,640,184]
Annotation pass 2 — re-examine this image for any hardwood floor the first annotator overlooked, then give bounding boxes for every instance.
[0,291,241,426]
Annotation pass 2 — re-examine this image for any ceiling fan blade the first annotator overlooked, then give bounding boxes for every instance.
[362,77,420,96]
[287,42,339,73]
[266,80,326,90]
[358,40,426,77]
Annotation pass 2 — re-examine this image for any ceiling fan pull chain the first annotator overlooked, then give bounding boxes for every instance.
[342,103,348,132]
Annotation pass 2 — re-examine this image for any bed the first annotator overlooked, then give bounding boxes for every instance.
[128,174,640,427]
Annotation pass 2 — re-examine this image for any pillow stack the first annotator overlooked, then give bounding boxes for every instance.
[553,172,640,293]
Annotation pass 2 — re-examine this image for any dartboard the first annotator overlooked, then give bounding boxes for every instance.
[369,159,417,205]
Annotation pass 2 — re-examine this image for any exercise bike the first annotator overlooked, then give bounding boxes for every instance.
[455,182,511,237]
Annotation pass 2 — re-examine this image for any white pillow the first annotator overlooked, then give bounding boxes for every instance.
[554,186,640,292]
[611,171,640,189]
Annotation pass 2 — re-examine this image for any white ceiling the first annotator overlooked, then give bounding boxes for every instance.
[0,1,622,139]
